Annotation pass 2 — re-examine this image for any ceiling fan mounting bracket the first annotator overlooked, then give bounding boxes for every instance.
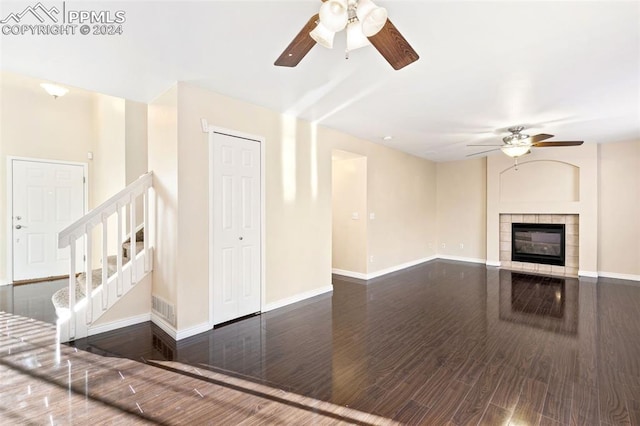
[503,126,530,145]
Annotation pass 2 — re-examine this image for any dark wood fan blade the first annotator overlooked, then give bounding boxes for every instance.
[467,148,500,157]
[367,19,419,70]
[529,133,554,143]
[533,141,584,147]
[274,14,319,67]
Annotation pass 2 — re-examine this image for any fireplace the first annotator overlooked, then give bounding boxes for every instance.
[512,223,565,266]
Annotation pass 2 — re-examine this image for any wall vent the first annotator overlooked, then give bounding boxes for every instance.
[152,294,176,326]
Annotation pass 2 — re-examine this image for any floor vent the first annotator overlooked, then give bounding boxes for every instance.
[152,294,176,326]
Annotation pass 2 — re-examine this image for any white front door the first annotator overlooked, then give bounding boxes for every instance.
[211,132,261,325]
[11,159,85,281]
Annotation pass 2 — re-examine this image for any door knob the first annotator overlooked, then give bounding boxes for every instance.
[239,237,243,240]
[15,224,27,229]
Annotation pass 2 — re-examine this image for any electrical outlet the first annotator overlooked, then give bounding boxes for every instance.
[441,243,446,249]
[460,243,464,249]
[369,255,374,263]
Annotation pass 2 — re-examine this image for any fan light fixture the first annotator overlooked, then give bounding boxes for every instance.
[310,0,387,55]
[501,145,531,158]
[500,126,531,158]
[40,83,69,99]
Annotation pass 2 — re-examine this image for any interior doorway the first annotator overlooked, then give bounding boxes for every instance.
[331,150,368,279]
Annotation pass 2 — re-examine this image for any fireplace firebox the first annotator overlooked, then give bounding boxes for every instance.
[512,223,565,266]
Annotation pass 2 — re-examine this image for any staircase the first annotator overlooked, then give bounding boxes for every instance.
[55,172,154,343]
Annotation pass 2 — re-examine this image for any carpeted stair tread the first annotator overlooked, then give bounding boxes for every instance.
[51,254,129,311]
[121,241,144,259]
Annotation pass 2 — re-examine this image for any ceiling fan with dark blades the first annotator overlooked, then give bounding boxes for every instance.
[467,126,584,159]
[275,0,419,70]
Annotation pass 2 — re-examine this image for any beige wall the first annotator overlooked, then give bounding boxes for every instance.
[91,95,126,260]
[363,139,436,273]
[125,100,149,185]
[0,72,147,284]
[91,271,152,326]
[487,143,599,274]
[332,155,368,274]
[318,127,437,274]
[146,82,437,331]
[598,140,640,277]
[147,86,179,324]
[0,72,128,283]
[436,158,487,261]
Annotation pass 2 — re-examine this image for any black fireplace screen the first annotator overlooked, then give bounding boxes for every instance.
[512,223,565,266]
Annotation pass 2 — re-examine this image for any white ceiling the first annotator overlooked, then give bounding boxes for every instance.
[1,0,638,161]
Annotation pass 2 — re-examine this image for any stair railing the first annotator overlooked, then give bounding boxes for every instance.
[57,171,154,340]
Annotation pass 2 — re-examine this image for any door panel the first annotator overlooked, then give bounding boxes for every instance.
[212,133,261,325]
[12,159,85,281]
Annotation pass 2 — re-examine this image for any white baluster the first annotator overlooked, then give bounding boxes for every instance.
[144,187,150,273]
[130,195,137,284]
[68,236,76,340]
[85,225,93,325]
[101,214,108,311]
[117,203,123,297]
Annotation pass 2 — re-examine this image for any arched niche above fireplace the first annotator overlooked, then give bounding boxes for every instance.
[499,160,580,203]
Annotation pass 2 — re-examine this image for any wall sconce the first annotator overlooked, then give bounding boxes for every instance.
[40,83,69,99]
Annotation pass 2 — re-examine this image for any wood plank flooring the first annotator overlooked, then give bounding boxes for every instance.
[4,260,640,425]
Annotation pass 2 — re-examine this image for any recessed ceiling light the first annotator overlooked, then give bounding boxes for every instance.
[382,135,393,141]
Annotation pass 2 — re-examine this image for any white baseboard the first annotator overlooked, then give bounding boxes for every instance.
[436,255,486,264]
[175,322,211,340]
[333,256,492,282]
[151,314,210,340]
[262,285,333,312]
[578,270,598,278]
[486,260,501,267]
[151,313,178,339]
[598,271,640,282]
[331,268,367,280]
[366,256,436,279]
[88,313,151,337]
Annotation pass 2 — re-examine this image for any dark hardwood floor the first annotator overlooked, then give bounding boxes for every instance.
[3,260,640,424]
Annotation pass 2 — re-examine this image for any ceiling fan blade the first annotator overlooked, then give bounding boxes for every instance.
[466,144,504,147]
[274,14,319,67]
[533,141,584,147]
[367,19,419,70]
[529,133,554,144]
[467,148,500,157]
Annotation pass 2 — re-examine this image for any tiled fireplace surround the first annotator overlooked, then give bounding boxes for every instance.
[499,214,579,277]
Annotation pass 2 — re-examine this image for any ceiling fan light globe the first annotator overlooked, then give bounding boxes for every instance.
[310,22,336,49]
[501,145,531,158]
[361,6,388,37]
[355,0,377,20]
[319,0,349,32]
[346,21,371,51]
